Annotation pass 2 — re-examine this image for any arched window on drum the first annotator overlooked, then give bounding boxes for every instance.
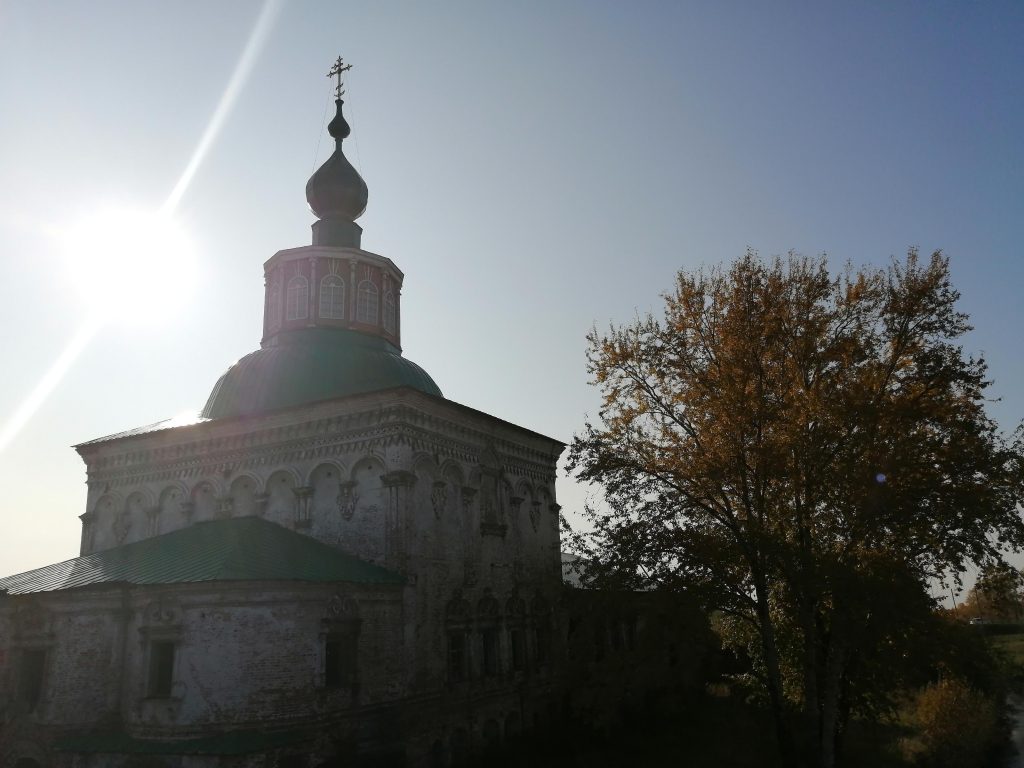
[286,276,309,321]
[357,279,378,324]
[319,274,345,320]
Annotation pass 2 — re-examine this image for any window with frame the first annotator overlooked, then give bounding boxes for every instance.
[17,648,47,711]
[148,640,176,698]
[481,627,499,677]
[447,630,468,683]
[319,274,346,320]
[324,628,358,688]
[383,291,396,333]
[534,622,551,666]
[509,627,526,672]
[356,279,378,324]
[286,276,309,321]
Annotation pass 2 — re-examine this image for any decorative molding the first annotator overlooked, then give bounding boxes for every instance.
[336,481,358,521]
[112,509,131,544]
[480,521,507,538]
[82,401,560,490]
[382,470,416,488]
[529,501,541,532]
[430,481,448,520]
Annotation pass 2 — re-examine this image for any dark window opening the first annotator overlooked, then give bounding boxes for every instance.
[17,649,46,711]
[593,624,606,663]
[567,616,580,661]
[624,616,637,652]
[447,631,467,682]
[148,640,175,698]
[482,627,499,677]
[534,624,551,666]
[325,632,357,688]
[610,621,624,653]
[510,628,525,672]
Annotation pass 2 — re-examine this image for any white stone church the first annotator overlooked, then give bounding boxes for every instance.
[0,65,566,768]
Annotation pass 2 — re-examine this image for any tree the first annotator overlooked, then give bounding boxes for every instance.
[961,561,1024,621]
[568,250,1024,768]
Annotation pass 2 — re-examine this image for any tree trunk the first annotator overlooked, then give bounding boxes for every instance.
[816,642,847,768]
[755,584,800,767]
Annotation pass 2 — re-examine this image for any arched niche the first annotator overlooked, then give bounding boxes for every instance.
[157,484,188,533]
[228,474,259,518]
[125,489,153,540]
[190,479,218,521]
[309,462,344,520]
[349,455,386,521]
[265,468,299,526]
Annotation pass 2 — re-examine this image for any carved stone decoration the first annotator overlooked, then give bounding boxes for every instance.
[460,487,477,514]
[328,593,359,618]
[463,559,479,587]
[337,481,358,521]
[179,500,196,520]
[382,470,417,488]
[216,496,234,519]
[112,508,131,544]
[529,501,541,532]
[254,492,269,513]
[509,496,524,514]
[431,481,448,520]
[294,485,314,527]
[144,598,182,626]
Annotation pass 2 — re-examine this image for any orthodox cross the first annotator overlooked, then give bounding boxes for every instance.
[328,56,353,99]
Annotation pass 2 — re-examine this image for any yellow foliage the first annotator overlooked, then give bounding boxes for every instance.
[900,678,1000,768]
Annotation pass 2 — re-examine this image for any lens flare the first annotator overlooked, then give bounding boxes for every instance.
[64,207,197,324]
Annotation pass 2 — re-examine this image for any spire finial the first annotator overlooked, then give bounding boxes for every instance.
[328,56,353,100]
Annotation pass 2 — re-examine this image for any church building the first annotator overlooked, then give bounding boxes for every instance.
[0,60,565,768]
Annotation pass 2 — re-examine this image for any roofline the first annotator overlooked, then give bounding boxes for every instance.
[75,386,566,453]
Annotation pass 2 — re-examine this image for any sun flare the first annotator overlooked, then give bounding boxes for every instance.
[64,206,198,325]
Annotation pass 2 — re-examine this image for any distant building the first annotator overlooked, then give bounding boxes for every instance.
[0,65,565,767]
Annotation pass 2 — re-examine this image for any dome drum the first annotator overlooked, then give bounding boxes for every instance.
[261,246,403,350]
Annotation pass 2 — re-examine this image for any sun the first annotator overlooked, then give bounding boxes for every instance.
[64,206,198,325]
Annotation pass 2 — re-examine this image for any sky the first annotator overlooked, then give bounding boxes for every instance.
[0,1,1021,593]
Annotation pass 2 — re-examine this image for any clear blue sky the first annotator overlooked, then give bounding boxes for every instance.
[0,1,1021,583]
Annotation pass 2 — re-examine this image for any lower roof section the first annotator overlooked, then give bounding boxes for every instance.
[56,726,314,755]
[0,516,404,595]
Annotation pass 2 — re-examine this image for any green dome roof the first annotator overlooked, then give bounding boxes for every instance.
[202,328,442,420]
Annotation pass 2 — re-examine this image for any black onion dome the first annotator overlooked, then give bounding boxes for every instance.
[305,99,368,221]
[202,329,442,420]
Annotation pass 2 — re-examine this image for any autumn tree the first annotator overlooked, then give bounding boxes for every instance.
[961,561,1024,621]
[568,250,1024,768]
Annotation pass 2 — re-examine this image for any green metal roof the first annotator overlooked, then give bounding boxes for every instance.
[0,517,403,595]
[201,327,442,420]
[56,726,314,755]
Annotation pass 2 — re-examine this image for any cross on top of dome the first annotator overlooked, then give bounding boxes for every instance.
[328,56,353,99]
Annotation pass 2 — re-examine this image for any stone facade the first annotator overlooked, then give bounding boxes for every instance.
[0,387,565,767]
[0,69,567,767]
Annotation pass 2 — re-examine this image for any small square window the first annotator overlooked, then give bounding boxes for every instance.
[447,631,467,682]
[17,648,47,711]
[325,631,357,689]
[148,641,175,698]
[482,628,499,677]
[510,628,525,672]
